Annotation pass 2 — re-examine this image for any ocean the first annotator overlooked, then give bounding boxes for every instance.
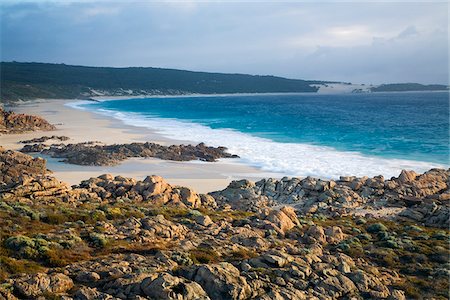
[71,91,449,179]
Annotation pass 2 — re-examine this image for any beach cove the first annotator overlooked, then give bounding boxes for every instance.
[2,99,284,193]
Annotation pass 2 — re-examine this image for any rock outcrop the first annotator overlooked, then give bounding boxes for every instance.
[0,108,55,134]
[74,174,218,209]
[21,141,239,165]
[213,169,450,228]
[0,146,48,190]
[13,273,73,298]
[20,135,70,144]
[179,263,251,299]
[141,272,209,299]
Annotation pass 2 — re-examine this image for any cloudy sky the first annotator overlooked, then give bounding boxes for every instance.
[1,1,448,84]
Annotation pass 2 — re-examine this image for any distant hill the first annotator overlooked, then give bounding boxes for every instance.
[2,62,447,102]
[371,83,448,92]
[0,62,320,102]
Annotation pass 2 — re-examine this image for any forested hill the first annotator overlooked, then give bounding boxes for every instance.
[0,62,319,101]
[371,83,448,92]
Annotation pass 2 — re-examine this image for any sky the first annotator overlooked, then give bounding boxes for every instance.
[1,1,448,84]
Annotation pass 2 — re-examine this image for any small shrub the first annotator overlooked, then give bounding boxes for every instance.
[44,250,68,267]
[43,213,68,225]
[382,240,399,249]
[431,231,447,240]
[20,246,39,259]
[404,225,423,232]
[148,207,190,220]
[0,201,13,211]
[89,233,108,248]
[106,207,122,219]
[13,205,40,220]
[356,233,371,241]
[91,210,107,222]
[171,251,194,266]
[123,208,145,219]
[367,223,388,233]
[355,218,367,225]
[58,234,82,249]
[229,248,258,261]
[369,249,398,267]
[5,235,35,250]
[190,248,220,264]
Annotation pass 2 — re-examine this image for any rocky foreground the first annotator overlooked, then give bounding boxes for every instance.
[0,147,449,300]
[21,141,239,165]
[0,108,56,134]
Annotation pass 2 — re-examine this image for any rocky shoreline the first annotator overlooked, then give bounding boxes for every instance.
[20,141,239,166]
[0,108,56,134]
[211,169,449,228]
[0,147,449,299]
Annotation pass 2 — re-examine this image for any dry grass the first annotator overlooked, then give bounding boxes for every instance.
[190,247,220,264]
[228,248,259,261]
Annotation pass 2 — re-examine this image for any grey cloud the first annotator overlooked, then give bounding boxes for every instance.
[1,1,448,84]
[397,26,418,39]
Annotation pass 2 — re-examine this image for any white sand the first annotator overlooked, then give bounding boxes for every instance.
[1,99,283,193]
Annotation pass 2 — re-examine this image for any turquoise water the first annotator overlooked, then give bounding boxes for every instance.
[75,91,449,178]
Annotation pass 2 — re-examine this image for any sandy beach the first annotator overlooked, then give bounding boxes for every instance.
[1,99,283,193]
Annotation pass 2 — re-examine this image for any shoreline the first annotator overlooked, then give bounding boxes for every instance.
[85,88,450,101]
[2,97,447,192]
[74,97,447,178]
[2,99,284,193]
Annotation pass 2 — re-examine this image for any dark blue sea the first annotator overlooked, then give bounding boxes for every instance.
[72,91,449,178]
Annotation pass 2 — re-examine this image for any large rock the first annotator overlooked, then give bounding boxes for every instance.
[324,226,345,244]
[141,215,188,239]
[73,286,116,300]
[143,175,170,197]
[264,206,299,235]
[13,273,73,298]
[141,272,210,300]
[184,262,251,300]
[315,274,357,297]
[305,225,326,244]
[0,174,75,205]
[176,186,202,208]
[397,170,418,183]
[0,147,48,189]
[209,179,274,211]
[75,271,101,283]
[349,270,391,298]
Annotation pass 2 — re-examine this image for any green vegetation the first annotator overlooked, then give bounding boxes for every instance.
[0,198,257,279]
[0,62,319,102]
[309,216,450,299]
[371,83,448,92]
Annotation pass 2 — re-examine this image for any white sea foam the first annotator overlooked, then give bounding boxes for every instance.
[67,102,448,179]
[65,100,94,110]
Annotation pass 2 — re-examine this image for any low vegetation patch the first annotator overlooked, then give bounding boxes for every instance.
[308,216,449,299]
[190,247,221,264]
